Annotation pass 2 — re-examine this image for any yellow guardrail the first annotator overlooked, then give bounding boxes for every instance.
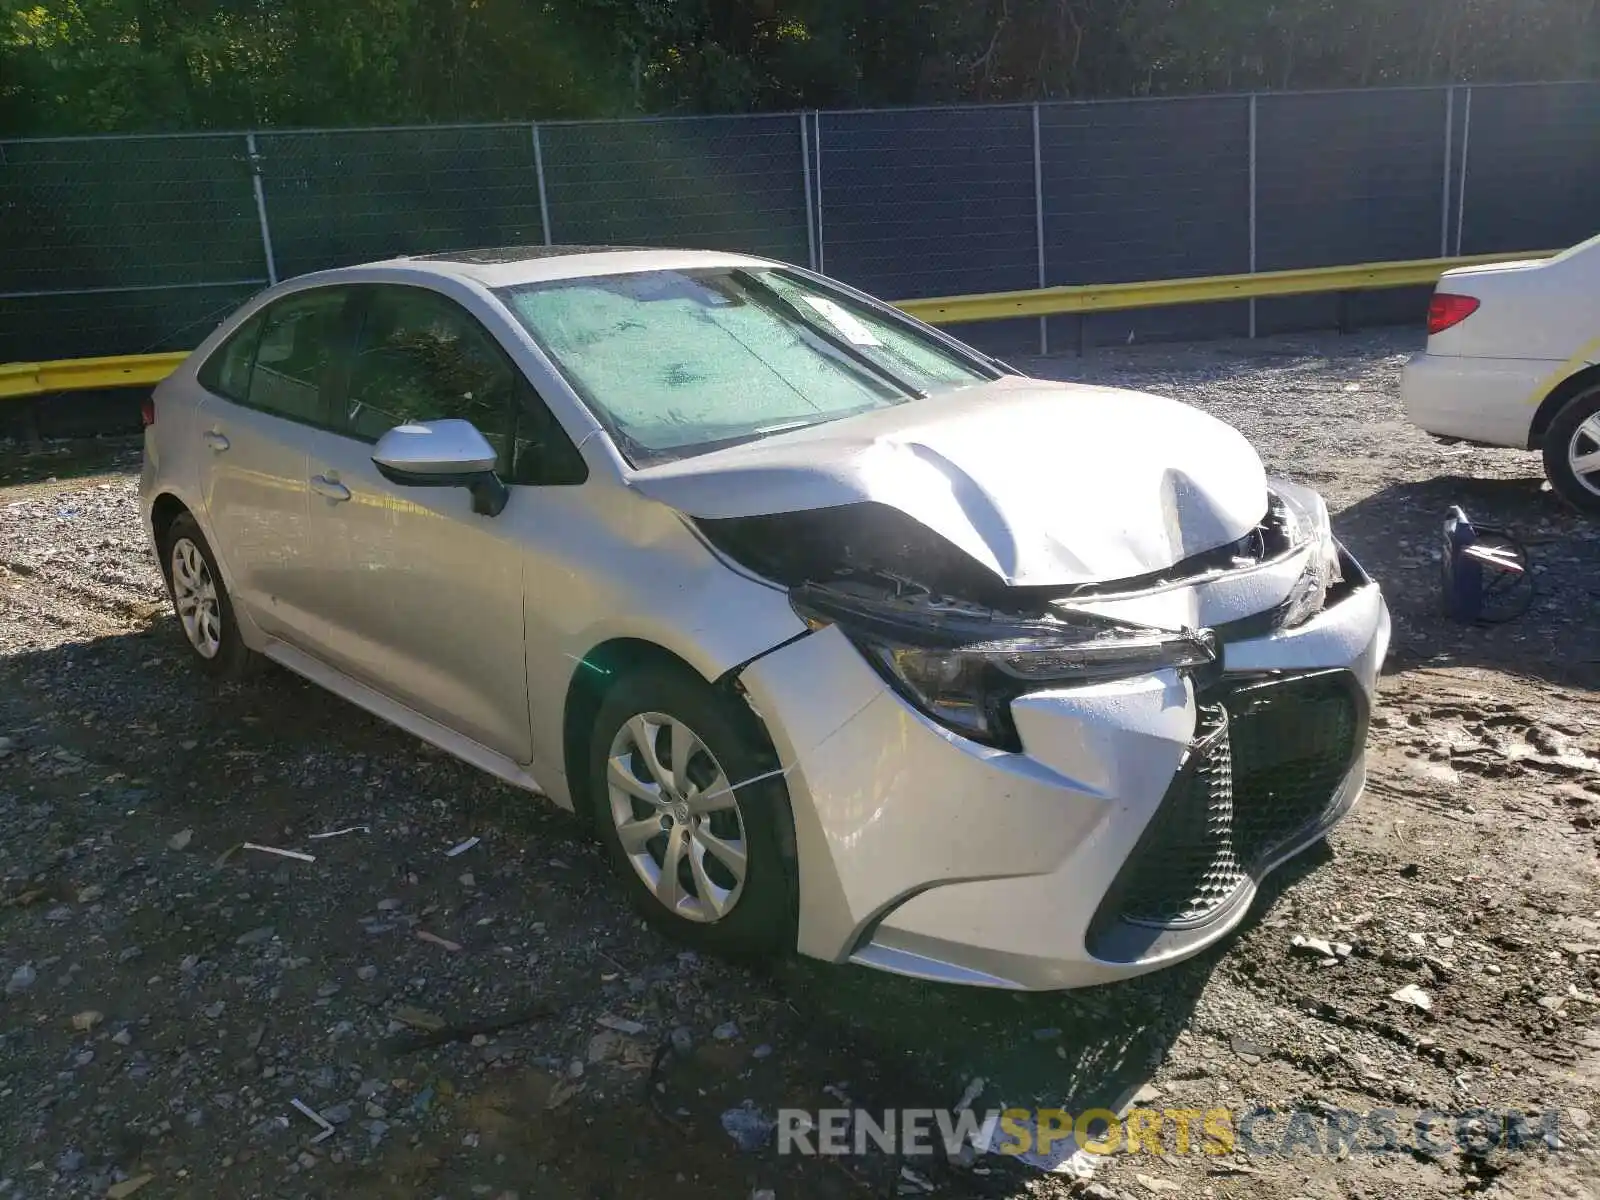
[0,249,1558,401]
[0,351,191,401]
[895,249,1557,324]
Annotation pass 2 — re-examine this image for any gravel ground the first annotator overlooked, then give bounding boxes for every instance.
[1,328,1598,1200]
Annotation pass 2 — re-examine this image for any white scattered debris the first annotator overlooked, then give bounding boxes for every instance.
[445,836,481,857]
[954,1076,986,1113]
[1136,1172,1183,1193]
[217,841,317,865]
[1291,934,1337,958]
[309,825,370,840]
[243,842,315,863]
[988,1110,1099,1178]
[1391,984,1433,1012]
[289,1097,336,1144]
[415,930,463,952]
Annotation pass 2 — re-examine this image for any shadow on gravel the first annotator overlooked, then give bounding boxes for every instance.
[768,845,1329,1121]
[1333,474,1600,691]
[0,589,1356,1198]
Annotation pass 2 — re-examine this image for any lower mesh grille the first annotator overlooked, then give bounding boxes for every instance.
[1103,671,1364,929]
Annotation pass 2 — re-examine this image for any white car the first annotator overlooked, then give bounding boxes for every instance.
[140,246,1389,990]
[1403,232,1600,512]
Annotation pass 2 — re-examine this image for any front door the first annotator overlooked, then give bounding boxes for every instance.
[297,284,535,762]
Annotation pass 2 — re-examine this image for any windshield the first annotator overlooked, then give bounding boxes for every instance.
[495,267,997,465]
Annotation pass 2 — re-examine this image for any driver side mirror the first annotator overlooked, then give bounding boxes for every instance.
[371,419,510,517]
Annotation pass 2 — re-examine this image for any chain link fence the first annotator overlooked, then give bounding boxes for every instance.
[540,114,810,261]
[258,124,546,280]
[1,80,1597,364]
[1040,94,1254,351]
[0,133,267,361]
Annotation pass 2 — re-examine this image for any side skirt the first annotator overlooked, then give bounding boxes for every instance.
[260,638,548,799]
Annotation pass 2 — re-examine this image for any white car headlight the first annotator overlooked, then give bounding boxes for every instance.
[791,584,1216,747]
[1268,478,1343,628]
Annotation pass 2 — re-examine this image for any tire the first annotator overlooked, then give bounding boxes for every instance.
[158,513,257,678]
[1542,387,1600,515]
[588,664,797,958]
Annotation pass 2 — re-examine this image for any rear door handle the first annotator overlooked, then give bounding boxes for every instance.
[309,475,351,503]
[203,431,230,452]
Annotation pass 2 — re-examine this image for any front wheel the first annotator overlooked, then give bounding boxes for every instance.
[1542,387,1600,515]
[588,665,797,958]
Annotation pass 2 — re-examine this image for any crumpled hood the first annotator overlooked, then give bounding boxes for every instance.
[627,376,1268,587]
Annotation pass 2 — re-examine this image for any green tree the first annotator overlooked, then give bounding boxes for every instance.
[2,0,1596,135]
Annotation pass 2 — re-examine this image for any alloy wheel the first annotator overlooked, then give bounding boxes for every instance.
[606,712,749,923]
[1567,414,1600,498]
[170,537,222,659]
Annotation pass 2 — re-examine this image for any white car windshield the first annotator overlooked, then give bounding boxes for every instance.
[496,267,997,464]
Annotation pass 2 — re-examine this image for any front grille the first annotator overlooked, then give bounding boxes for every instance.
[1098,671,1364,930]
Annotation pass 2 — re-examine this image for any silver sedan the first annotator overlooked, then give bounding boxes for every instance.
[140,246,1389,990]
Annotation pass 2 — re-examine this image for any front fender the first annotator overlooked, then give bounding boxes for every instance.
[517,486,807,807]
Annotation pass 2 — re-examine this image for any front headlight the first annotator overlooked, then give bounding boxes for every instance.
[1268,479,1343,628]
[791,584,1217,748]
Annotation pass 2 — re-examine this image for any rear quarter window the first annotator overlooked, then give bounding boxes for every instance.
[196,313,265,402]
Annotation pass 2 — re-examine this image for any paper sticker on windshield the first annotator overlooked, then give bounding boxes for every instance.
[801,296,883,346]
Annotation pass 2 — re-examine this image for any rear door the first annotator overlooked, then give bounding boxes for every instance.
[196,286,354,644]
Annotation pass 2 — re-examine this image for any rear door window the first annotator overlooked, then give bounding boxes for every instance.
[245,288,351,424]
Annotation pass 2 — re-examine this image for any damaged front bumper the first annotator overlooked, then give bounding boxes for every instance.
[738,545,1390,991]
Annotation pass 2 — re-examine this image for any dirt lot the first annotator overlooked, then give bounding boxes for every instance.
[1,328,1598,1200]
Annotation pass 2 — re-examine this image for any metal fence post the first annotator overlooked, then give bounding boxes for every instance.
[1032,103,1048,356]
[800,112,817,270]
[812,113,826,275]
[246,132,278,286]
[1248,94,1258,339]
[532,123,552,246]
[1440,87,1455,257]
[1455,88,1474,256]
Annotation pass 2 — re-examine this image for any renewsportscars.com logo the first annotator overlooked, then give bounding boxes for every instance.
[775,1105,1567,1159]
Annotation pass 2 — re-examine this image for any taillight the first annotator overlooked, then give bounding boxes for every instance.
[140,397,156,427]
[1427,293,1480,336]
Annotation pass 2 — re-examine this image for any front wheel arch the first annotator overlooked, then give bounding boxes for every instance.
[563,639,739,820]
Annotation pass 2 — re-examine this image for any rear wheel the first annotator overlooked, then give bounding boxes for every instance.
[159,513,257,678]
[1542,387,1600,515]
[588,664,797,958]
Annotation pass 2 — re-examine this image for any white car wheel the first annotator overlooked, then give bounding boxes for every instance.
[1543,389,1600,514]
[589,665,797,956]
[159,512,257,678]
[170,536,222,659]
[605,711,750,923]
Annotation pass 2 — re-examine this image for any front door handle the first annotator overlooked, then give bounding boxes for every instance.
[309,475,351,503]
[203,431,230,452]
